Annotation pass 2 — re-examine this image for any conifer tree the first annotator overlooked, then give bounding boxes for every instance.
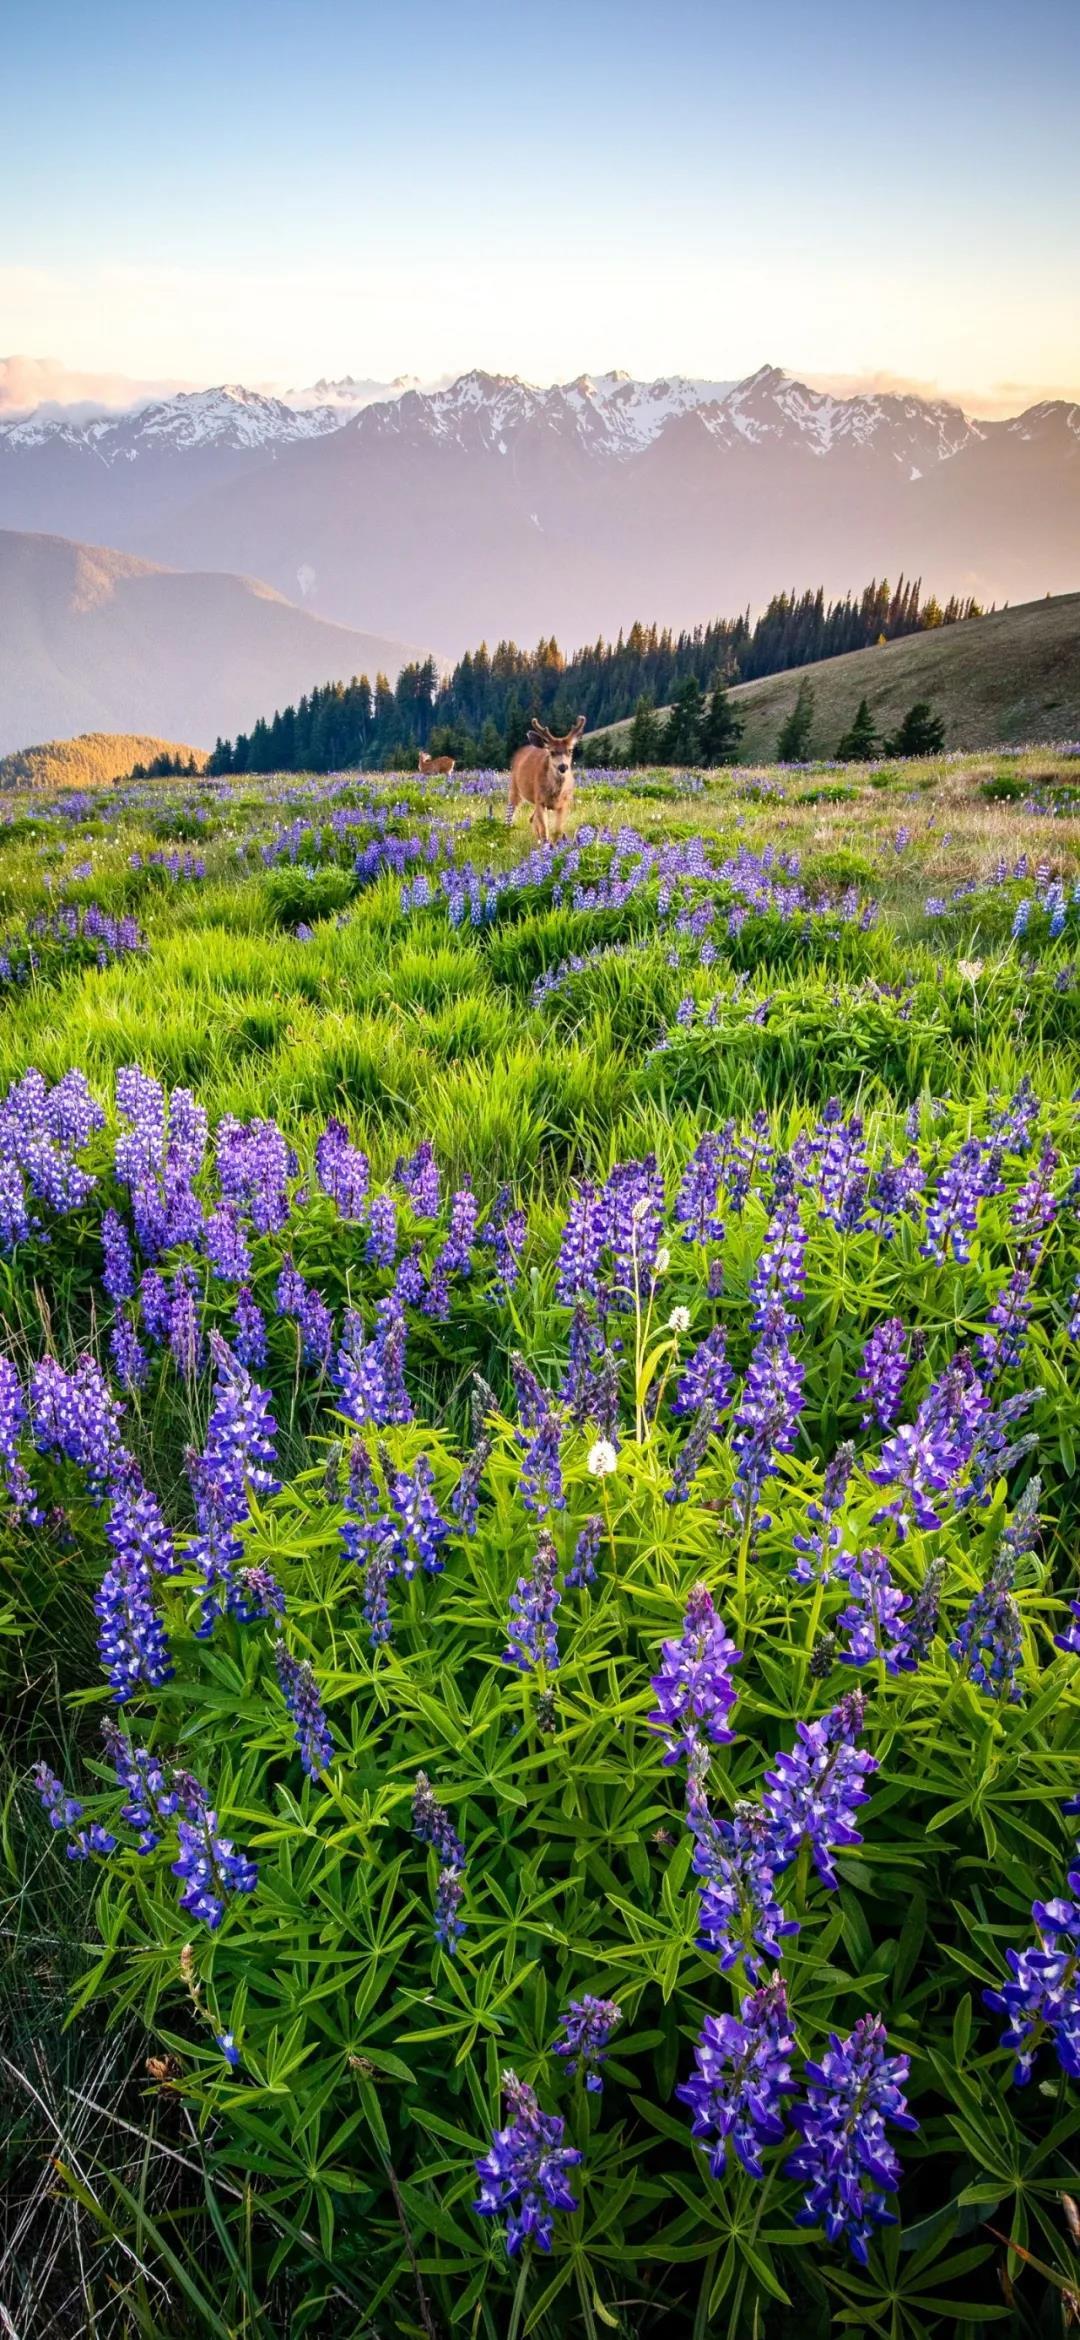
[885,702,946,756]
[627,694,661,766]
[835,697,879,762]
[661,674,704,765]
[776,676,815,762]
[698,675,744,766]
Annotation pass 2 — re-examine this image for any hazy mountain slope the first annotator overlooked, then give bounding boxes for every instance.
[0,732,206,790]
[0,531,428,754]
[1,369,1077,651]
[593,594,1080,758]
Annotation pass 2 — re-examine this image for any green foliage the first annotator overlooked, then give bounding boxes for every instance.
[3,746,1080,2336]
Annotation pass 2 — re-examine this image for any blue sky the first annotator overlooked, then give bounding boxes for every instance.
[3,0,1078,410]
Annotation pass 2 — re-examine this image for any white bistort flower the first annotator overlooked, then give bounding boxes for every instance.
[587,1438,618,1479]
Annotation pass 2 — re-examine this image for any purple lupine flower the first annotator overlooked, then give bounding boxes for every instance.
[672,1325,732,1421]
[748,1170,806,1334]
[315,1118,370,1219]
[101,1208,136,1303]
[95,1460,177,1700]
[505,1526,561,1672]
[30,1354,125,1499]
[333,1300,412,1427]
[984,1880,1080,2082]
[1054,1598,1080,1658]
[216,1114,294,1235]
[949,1551,1024,1701]
[605,1153,665,1293]
[451,1382,495,1537]
[167,1264,204,1379]
[666,1403,717,1505]
[1012,1138,1060,1233]
[921,1138,1001,1265]
[0,1356,38,1515]
[275,1643,333,1778]
[232,1285,267,1368]
[791,1442,855,1585]
[834,1547,916,1675]
[811,1106,871,1235]
[393,1244,428,1307]
[650,1583,741,1763]
[555,1995,622,2091]
[732,1314,805,1508]
[785,2017,918,2262]
[412,1769,466,1950]
[1066,1276,1080,1345]
[675,1131,726,1245]
[473,2072,582,2255]
[186,1332,280,1636]
[366,1192,397,1267]
[100,1721,179,1853]
[978,1256,1037,1377]
[993,1075,1040,1155]
[902,1559,946,1665]
[170,1770,258,1929]
[867,1151,924,1241]
[762,1691,877,1889]
[677,1977,795,2177]
[235,1561,285,1620]
[109,1313,148,1390]
[32,1761,116,1861]
[204,1203,252,1282]
[565,1515,601,1589]
[382,1449,450,1576]
[480,1186,526,1298]
[686,1751,797,1979]
[395,1140,441,1219]
[870,1351,987,1538]
[858,1319,910,1431]
[139,1267,171,1344]
[556,1179,608,1302]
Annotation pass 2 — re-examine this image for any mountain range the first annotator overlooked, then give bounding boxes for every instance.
[1,364,1077,657]
[0,530,427,757]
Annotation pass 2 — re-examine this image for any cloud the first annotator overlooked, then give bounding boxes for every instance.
[0,355,198,420]
[800,367,1080,419]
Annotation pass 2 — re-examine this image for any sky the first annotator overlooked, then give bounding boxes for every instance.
[3,0,1079,417]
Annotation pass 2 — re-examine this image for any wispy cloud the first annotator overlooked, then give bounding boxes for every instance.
[0,355,198,420]
[802,367,1079,419]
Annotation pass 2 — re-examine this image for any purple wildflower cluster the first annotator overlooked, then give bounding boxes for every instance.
[34,1732,256,1930]
[411,1769,467,1951]
[554,1996,622,2092]
[473,2072,582,2255]
[649,1583,741,1763]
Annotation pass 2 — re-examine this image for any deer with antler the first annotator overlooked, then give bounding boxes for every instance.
[508,716,585,842]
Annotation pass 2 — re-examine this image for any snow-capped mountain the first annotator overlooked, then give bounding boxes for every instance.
[0,364,1076,655]
[0,383,345,456]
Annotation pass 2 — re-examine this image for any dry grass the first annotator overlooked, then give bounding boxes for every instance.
[596,592,1080,759]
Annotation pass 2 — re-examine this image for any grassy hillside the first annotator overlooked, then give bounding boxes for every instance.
[0,730,206,791]
[593,590,1080,758]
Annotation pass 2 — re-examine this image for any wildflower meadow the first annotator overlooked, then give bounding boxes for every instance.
[5,745,1080,2338]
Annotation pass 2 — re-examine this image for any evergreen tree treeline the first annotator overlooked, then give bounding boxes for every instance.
[208,576,984,775]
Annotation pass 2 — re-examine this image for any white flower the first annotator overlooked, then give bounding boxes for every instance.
[587,1438,618,1479]
[654,1246,671,1275]
[667,1306,691,1335]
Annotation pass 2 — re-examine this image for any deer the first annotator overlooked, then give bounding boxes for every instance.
[418,750,455,777]
[508,716,586,842]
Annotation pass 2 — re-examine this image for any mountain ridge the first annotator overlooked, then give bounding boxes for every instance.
[0,528,433,755]
[0,366,1077,654]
